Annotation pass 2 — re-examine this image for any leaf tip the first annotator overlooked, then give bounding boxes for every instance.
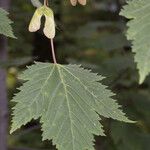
[139,73,146,85]
[10,126,15,134]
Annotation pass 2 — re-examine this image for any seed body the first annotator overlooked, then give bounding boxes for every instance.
[43,15,55,39]
[29,9,42,32]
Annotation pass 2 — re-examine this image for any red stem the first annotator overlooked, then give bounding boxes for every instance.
[50,39,57,64]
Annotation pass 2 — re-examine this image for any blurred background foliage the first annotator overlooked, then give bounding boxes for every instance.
[4,0,150,149]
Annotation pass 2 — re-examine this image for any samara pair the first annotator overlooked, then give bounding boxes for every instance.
[70,0,87,6]
[29,0,87,39]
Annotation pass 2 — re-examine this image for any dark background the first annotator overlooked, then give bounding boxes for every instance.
[0,0,150,150]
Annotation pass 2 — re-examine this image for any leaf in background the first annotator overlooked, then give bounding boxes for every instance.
[111,122,150,150]
[120,0,150,84]
[10,62,132,150]
[31,0,42,8]
[0,8,16,38]
[0,57,33,68]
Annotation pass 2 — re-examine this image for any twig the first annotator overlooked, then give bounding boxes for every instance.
[44,0,46,5]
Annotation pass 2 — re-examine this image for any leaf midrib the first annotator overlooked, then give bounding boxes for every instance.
[57,65,75,150]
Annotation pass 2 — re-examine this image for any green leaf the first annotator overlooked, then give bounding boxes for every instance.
[11,62,132,150]
[120,0,150,84]
[0,8,16,38]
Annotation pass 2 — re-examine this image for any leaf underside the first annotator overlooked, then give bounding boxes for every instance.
[11,62,132,150]
[0,8,16,38]
[120,0,150,84]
